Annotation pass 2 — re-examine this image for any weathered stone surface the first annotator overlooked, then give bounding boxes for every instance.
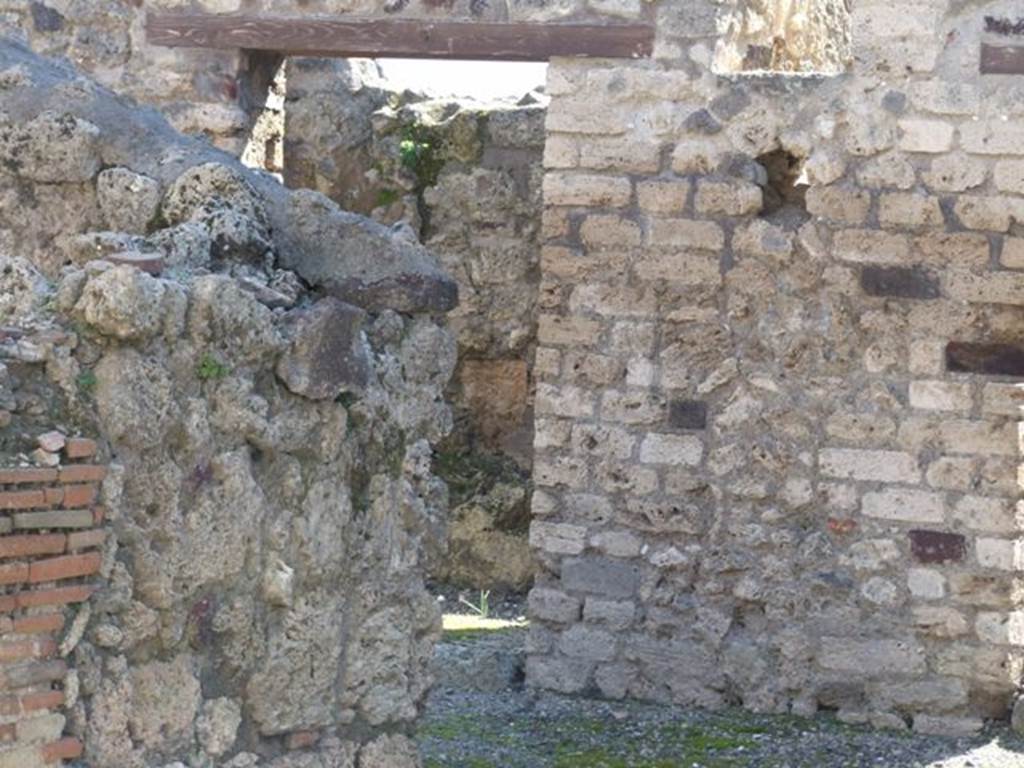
[861,265,940,300]
[277,190,458,314]
[0,42,458,767]
[74,265,166,340]
[439,483,533,590]
[561,557,641,599]
[0,254,49,325]
[909,530,966,564]
[946,342,1024,377]
[276,298,371,401]
[97,167,161,234]
[0,110,100,182]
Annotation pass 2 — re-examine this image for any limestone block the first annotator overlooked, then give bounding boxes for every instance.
[637,180,689,213]
[589,530,642,558]
[819,448,920,483]
[647,218,724,250]
[912,715,983,737]
[806,185,871,224]
[995,160,1024,194]
[861,488,945,524]
[832,229,910,264]
[976,539,1020,570]
[542,172,631,207]
[638,433,703,466]
[908,381,972,412]
[878,193,944,228]
[954,196,1021,232]
[694,180,762,216]
[897,119,954,153]
[924,153,987,192]
[857,152,916,189]
[275,298,370,400]
[0,111,100,182]
[74,265,165,341]
[129,656,201,754]
[196,698,242,757]
[579,215,641,247]
[525,655,592,694]
[529,521,586,555]
[912,607,969,638]
[358,734,420,768]
[953,496,1015,534]
[529,587,581,624]
[961,122,1024,156]
[97,168,161,234]
[583,598,635,630]
[558,624,618,661]
[819,638,926,675]
[561,557,641,598]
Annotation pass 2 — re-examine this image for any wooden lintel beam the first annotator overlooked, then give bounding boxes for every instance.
[145,13,654,61]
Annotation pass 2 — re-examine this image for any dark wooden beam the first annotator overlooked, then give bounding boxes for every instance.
[146,13,654,61]
[980,43,1024,74]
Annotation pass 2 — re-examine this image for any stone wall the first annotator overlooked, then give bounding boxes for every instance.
[528,0,1024,733]
[7,0,1024,742]
[0,40,456,767]
[285,59,546,589]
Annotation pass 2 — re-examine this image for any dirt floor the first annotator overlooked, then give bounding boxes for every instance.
[421,618,1024,768]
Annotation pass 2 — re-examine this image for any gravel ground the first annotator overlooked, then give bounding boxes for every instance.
[420,687,1024,767]
[422,625,1024,768]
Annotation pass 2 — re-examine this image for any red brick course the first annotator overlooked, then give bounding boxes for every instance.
[0,434,106,766]
[28,553,101,583]
[42,737,83,763]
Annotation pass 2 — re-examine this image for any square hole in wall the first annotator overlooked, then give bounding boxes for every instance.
[713,0,853,75]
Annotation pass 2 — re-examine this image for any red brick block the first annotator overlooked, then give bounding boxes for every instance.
[58,465,106,483]
[12,614,64,635]
[93,506,106,525]
[0,534,66,560]
[67,529,105,551]
[61,484,96,509]
[0,490,46,510]
[21,689,63,712]
[42,736,83,763]
[0,562,28,586]
[0,596,15,613]
[0,723,14,743]
[42,487,63,507]
[29,553,102,583]
[16,585,95,610]
[0,469,57,485]
[287,730,320,750]
[64,438,97,459]
[0,617,11,634]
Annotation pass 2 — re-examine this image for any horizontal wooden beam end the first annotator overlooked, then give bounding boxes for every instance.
[145,13,655,61]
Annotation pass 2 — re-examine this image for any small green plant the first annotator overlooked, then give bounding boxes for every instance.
[76,370,97,394]
[399,137,430,170]
[397,123,444,191]
[458,589,491,619]
[375,187,401,208]
[196,353,229,381]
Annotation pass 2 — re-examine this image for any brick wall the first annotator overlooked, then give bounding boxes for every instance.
[0,433,106,768]
[528,0,1024,732]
